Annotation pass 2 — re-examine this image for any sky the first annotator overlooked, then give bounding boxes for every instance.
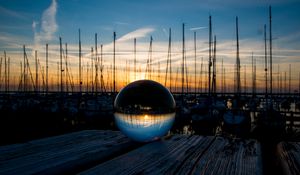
[0,0,300,92]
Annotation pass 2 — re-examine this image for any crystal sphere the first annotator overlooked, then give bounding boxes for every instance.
[114,80,176,142]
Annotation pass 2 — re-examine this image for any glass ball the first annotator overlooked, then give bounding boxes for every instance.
[114,80,176,142]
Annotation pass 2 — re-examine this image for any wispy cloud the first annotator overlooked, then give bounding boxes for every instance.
[190,27,207,31]
[0,32,30,50]
[0,6,27,20]
[117,27,155,42]
[114,21,129,25]
[32,0,58,52]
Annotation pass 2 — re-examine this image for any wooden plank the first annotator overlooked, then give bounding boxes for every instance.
[0,130,140,175]
[190,137,262,175]
[277,142,300,175]
[79,136,262,175]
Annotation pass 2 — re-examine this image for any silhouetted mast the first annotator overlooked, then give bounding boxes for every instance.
[244,65,247,93]
[57,62,59,91]
[284,71,287,93]
[165,28,172,91]
[79,29,82,94]
[0,56,2,91]
[91,47,94,93]
[65,43,70,93]
[212,35,217,95]
[264,24,268,98]
[95,33,99,94]
[182,23,185,98]
[158,62,160,81]
[280,71,282,94]
[236,16,241,96]
[277,64,280,94]
[23,45,26,92]
[223,63,226,94]
[134,38,136,81]
[7,57,10,92]
[252,52,256,96]
[60,37,63,93]
[147,36,153,79]
[194,31,197,94]
[35,50,38,93]
[100,44,105,93]
[22,48,35,91]
[200,57,203,93]
[86,62,89,92]
[289,64,291,94]
[269,6,273,96]
[113,32,116,95]
[46,44,48,94]
[208,16,212,97]
[221,59,224,94]
[4,51,7,93]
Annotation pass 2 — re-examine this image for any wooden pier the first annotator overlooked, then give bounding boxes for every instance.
[0,130,298,174]
[277,141,300,175]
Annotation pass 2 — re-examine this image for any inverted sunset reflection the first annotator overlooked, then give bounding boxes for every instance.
[114,112,175,142]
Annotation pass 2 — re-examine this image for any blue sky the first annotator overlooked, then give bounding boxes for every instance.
[0,0,300,91]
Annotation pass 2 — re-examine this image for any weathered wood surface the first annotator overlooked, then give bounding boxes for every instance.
[277,142,300,175]
[0,130,263,175]
[0,130,139,175]
[80,135,262,175]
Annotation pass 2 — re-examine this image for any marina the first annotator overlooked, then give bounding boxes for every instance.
[0,0,300,174]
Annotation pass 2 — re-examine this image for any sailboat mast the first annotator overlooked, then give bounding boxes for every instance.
[113,32,116,95]
[208,16,212,97]
[7,57,9,92]
[252,52,254,95]
[165,28,172,90]
[169,28,172,91]
[46,44,48,94]
[65,43,69,93]
[4,51,7,93]
[35,50,38,93]
[95,33,98,94]
[100,44,104,93]
[158,62,160,82]
[278,64,280,94]
[236,16,241,96]
[23,45,26,92]
[134,38,136,81]
[150,36,153,79]
[221,59,223,94]
[0,56,2,92]
[181,23,185,101]
[59,37,63,93]
[264,24,268,98]
[244,65,246,93]
[289,64,291,94]
[194,31,197,94]
[212,35,216,95]
[269,6,273,96]
[79,29,82,94]
[284,72,287,93]
[200,57,203,93]
[182,23,185,98]
[91,47,94,93]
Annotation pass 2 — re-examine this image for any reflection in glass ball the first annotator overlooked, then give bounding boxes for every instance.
[114,80,176,142]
